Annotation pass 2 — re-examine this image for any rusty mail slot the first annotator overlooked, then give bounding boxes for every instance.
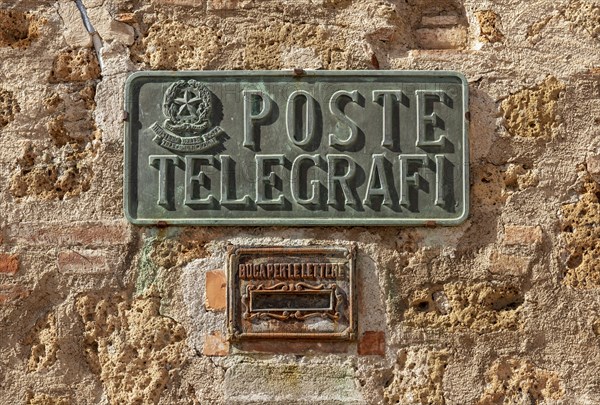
[227,245,356,340]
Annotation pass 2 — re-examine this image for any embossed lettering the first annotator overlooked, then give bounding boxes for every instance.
[416,90,449,147]
[286,90,317,147]
[243,90,272,149]
[373,90,405,148]
[184,155,215,206]
[327,154,357,206]
[363,154,392,206]
[435,154,446,207]
[398,154,428,206]
[149,155,179,206]
[255,154,285,205]
[291,154,320,205]
[238,262,345,279]
[329,90,360,147]
[220,155,251,207]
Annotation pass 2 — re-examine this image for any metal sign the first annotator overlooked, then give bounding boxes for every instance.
[124,71,469,225]
[227,245,356,340]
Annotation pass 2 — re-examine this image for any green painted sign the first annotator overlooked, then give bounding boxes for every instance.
[124,71,469,225]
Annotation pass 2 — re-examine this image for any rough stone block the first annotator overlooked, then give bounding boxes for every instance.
[224,363,363,404]
[281,46,323,69]
[587,154,600,182]
[501,76,565,138]
[384,348,449,405]
[132,19,220,70]
[475,10,504,43]
[489,251,531,276]
[207,0,238,10]
[0,254,18,275]
[87,8,135,46]
[57,1,92,48]
[56,250,109,274]
[0,10,40,48]
[9,221,130,248]
[561,173,600,288]
[503,225,543,246]
[477,357,564,404]
[563,1,600,39]
[357,331,385,356]
[415,26,467,49]
[115,13,136,24]
[24,312,58,372]
[75,292,187,404]
[26,393,70,405]
[0,284,30,304]
[0,88,20,129]
[404,282,523,332]
[205,270,226,311]
[203,331,229,356]
[50,47,101,83]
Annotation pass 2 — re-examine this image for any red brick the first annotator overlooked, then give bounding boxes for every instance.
[489,251,530,276]
[205,270,226,311]
[0,284,30,304]
[203,331,229,356]
[503,225,543,246]
[358,331,385,356]
[0,254,18,275]
[9,221,130,247]
[57,250,109,274]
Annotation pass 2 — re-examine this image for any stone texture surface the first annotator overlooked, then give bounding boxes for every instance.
[0,0,599,403]
[561,169,600,288]
[224,363,364,404]
[476,357,565,404]
[501,76,565,138]
[475,10,504,43]
[0,9,42,48]
[75,289,188,404]
[0,88,20,129]
[403,282,524,332]
[384,348,449,405]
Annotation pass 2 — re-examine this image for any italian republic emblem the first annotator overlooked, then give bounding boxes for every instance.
[150,79,224,153]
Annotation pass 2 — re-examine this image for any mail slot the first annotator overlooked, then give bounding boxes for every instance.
[250,290,334,312]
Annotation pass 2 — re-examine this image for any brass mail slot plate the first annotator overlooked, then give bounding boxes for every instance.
[124,70,469,226]
[227,245,356,340]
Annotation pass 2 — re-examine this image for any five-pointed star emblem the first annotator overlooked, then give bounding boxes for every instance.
[174,89,203,119]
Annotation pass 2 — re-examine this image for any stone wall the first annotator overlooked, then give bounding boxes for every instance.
[0,0,599,404]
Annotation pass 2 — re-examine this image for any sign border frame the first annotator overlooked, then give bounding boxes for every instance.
[124,70,469,226]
